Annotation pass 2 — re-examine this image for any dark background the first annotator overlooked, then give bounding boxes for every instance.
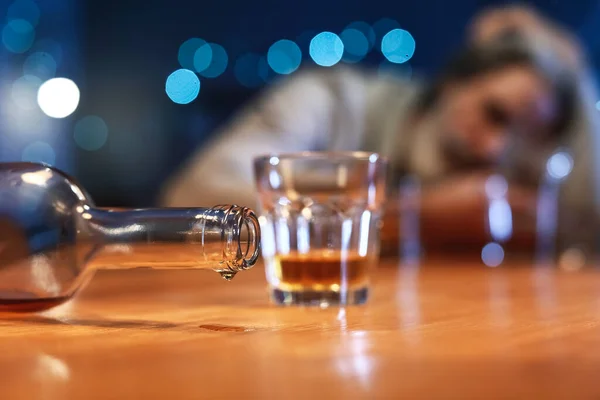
[1,0,599,206]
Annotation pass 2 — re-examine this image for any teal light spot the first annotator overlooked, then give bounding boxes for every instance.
[193,43,213,73]
[309,32,344,67]
[22,141,56,165]
[165,69,200,104]
[381,29,415,64]
[199,43,228,78]
[340,28,369,63]
[178,38,209,70]
[74,116,109,151]
[345,21,375,51]
[2,19,35,53]
[267,39,302,75]
[7,0,40,26]
[23,52,57,80]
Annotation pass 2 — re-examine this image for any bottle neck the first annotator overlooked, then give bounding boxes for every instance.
[76,205,260,276]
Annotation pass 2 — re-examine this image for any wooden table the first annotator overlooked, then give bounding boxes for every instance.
[1,258,600,399]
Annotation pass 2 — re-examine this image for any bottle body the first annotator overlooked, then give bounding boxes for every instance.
[0,163,260,312]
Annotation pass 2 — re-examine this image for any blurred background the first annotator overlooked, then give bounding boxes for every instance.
[0,0,599,207]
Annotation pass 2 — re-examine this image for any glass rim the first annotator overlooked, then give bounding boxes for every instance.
[253,151,387,165]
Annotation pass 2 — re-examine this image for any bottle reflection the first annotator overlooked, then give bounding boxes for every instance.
[397,264,421,332]
[398,175,420,266]
[482,174,512,267]
[536,150,574,266]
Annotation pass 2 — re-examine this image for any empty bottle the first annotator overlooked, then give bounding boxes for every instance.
[0,162,261,312]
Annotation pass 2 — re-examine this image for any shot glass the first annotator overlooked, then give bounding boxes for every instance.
[253,152,387,306]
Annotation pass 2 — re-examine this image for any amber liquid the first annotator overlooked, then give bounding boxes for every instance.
[273,250,371,292]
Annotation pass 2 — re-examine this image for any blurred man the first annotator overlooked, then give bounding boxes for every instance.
[161,6,599,250]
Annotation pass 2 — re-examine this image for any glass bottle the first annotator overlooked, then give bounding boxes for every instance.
[0,162,261,312]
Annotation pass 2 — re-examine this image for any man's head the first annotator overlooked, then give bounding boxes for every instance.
[414,31,577,180]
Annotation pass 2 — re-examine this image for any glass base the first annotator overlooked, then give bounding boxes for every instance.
[270,287,368,307]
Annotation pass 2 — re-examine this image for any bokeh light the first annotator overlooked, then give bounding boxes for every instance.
[378,60,412,79]
[381,29,416,64]
[22,141,56,165]
[37,77,80,118]
[178,38,209,71]
[373,18,401,41]
[234,53,265,88]
[345,21,376,51]
[32,38,63,66]
[7,0,40,27]
[11,75,42,110]
[267,39,302,75]
[2,19,35,53]
[546,151,574,181]
[74,116,109,151]
[193,43,213,73]
[481,242,505,267]
[309,32,344,67]
[165,69,200,104]
[341,28,369,63]
[23,52,57,80]
[199,43,228,78]
[596,100,600,111]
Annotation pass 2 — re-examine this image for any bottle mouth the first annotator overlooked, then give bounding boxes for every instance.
[216,205,261,271]
[237,208,261,270]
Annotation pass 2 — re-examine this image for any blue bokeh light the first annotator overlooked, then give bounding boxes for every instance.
[340,28,369,63]
[32,38,63,66]
[378,60,412,79]
[235,53,265,88]
[373,18,401,41]
[596,100,600,111]
[345,21,376,51]
[381,29,416,64]
[546,151,574,181]
[481,242,505,267]
[178,38,208,70]
[309,32,344,67]
[22,141,56,165]
[267,39,302,75]
[11,74,41,110]
[7,0,40,27]
[199,43,228,78]
[193,43,213,73]
[2,19,35,53]
[165,69,200,104]
[74,116,109,151]
[23,52,57,80]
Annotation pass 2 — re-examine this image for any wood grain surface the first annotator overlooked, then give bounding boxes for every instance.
[1,256,600,399]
